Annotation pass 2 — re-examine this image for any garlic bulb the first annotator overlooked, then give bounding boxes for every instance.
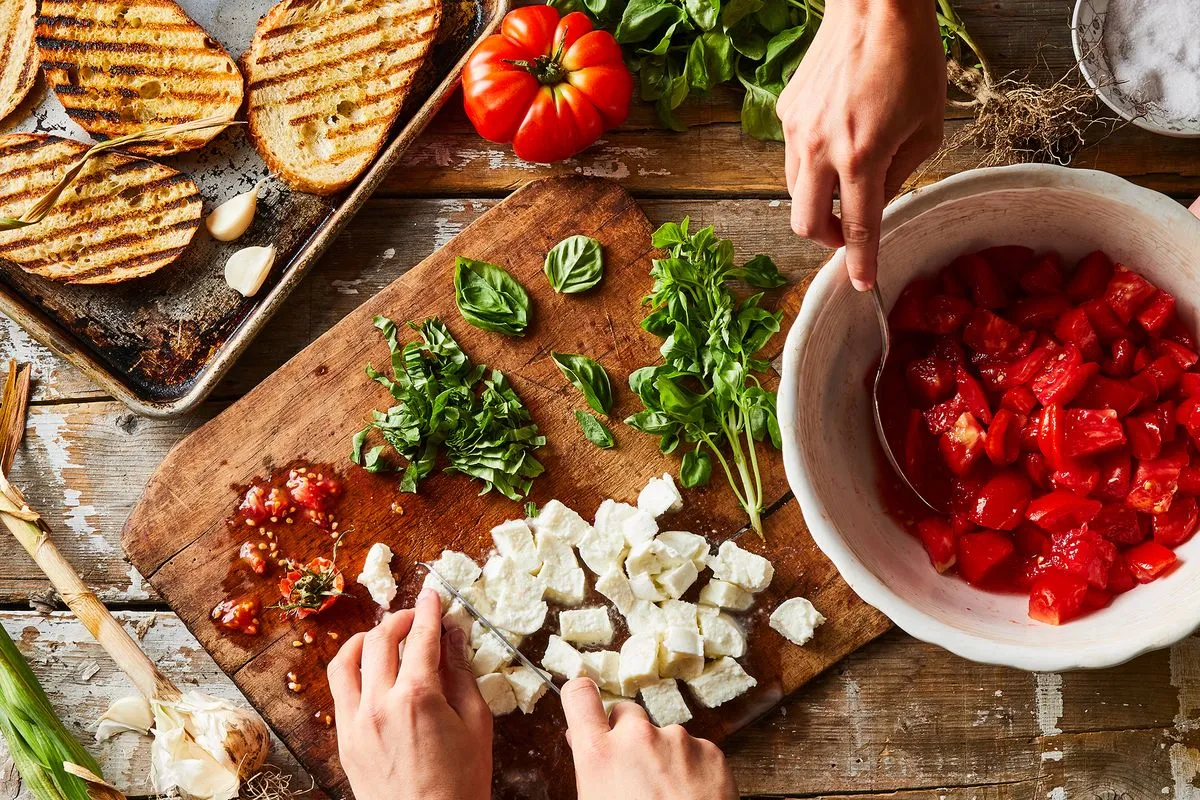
[224,245,277,298]
[205,184,261,242]
[150,691,270,800]
[96,694,154,741]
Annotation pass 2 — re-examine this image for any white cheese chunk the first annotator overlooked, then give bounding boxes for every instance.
[581,650,622,695]
[769,597,826,646]
[489,596,549,635]
[708,540,774,593]
[535,531,586,605]
[685,657,757,708]
[477,673,517,716]
[559,607,615,646]
[624,600,667,636]
[442,601,474,640]
[505,666,550,714]
[640,677,693,726]
[629,572,668,603]
[542,566,587,607]
[432,550,483,589]
[536,529,580,571]
[356,543,397,609]
[698,579,754,611]
[595,569,636,614]
[542,635,595,681]
[658,626,704,680]
[470,620,522,652]
[656,560,698,600]
[656,531,710,570]
[600,692,627,715]
[660,600,699,634]
[421,573,454,611]
[471,635,515,676]
[594,499,639,539]
[697,605,746,658]
[626,540,684,576]
[482,556,545,606]
[578,524,627,577]
[532,499,593,546]
[459,584,493,615]
[618,633,660,696]
[622,508,659,548]
[491,520,541,574]
[637,473,684,517]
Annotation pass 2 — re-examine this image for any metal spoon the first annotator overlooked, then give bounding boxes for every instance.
[870,284,943,514]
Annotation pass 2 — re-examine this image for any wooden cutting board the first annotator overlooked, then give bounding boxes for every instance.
[123,176,891,800]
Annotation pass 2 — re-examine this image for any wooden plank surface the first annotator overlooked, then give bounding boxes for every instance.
[121,176,887,798]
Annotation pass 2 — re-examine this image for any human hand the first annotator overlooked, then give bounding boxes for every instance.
[1190,195,1200,219]
[328,589,493,800]
[561,678,738,800]
[777,0,946,290]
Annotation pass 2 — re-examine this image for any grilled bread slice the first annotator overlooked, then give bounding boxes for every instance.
[0,0,38,123]
[244,0,442,195]
[0,134,201,284]
[35,0,243,156]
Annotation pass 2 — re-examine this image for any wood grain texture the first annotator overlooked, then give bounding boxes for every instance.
[121,177,886,798]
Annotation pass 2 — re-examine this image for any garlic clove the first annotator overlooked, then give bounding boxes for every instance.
[205,183,260,242]
[224,245,277,298]
[96,694,154,741]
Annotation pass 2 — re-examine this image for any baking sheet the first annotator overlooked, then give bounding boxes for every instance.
[0,0,504,416]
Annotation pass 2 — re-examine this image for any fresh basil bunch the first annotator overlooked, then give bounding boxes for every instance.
[454,257,532,336]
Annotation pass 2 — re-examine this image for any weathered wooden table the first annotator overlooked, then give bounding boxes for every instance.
[3,0,1200,797]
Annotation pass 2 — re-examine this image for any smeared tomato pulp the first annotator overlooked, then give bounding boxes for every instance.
[875,247,1196,624]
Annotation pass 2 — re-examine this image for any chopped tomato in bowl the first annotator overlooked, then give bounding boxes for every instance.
[877,247,1195,626]
[779,163,1200,672]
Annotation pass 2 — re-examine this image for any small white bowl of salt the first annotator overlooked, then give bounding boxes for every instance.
[1073,0,1200,137]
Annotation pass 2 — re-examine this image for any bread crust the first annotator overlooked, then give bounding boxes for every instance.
[0,0,39,123]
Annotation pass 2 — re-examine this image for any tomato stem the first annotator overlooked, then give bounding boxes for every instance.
[502,25,571,85]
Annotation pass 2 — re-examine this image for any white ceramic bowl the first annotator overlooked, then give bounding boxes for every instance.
[1071,0,1200,138]
[779,164,1200,672]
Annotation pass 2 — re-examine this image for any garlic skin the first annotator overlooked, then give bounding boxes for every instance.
[205,184,260,242]
[96,694,154,741]
[224,245,277,298]
[151,691,270,800]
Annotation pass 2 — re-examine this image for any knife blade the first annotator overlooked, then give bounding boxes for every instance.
[417,561,560,696]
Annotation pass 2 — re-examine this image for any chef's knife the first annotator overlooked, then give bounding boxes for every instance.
[416,561,560,696]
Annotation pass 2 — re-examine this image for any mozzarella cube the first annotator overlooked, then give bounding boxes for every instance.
[640,678,693,726]
[685,657,757,708]
[622,508,659,548]
[626,540,684,576]
[600,692,627,715]
[356,542,397,609]
[623,600,666,636]
[505,666,550,714]
[477,673,517,716]
[491,519,541,574]
[532,499,592,546]
[629,572,667,603]
[594,499,639,538]
[482,556,545,606]
[536,529,580,571]
[542,635,596,681]
[657,531,710,570]
[660,600,699,633]
[697,606,746,658]
[637,473,684,517]
[471,635,515,676]
[489,595,549,635]
[699,579,754,612]
[431,550,482,589]
[656,560,698,600]
[560,607,615,646]
[769,597,826,646]
[581,650,622,695]
[658,626,704,680]
[578,524,627,577]
[709,540,774,593]
[618,633,660,696]
[595,569,636,614]
[470,620,522,651]
[459,584,493,615]
[542,566,587,607]
[442,602,474,640]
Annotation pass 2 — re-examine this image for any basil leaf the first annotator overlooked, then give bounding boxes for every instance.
[615,0,685,44]
[680,449,713,487]
[738,69,783,141]
[732,254,787,288]
[545,235,605,294]
[720,0,762,30]
[624,409,677,434]
[684,0,719,30]
[453,257,532,336]
[685,31,734,92]
[576,411,616,448]
[552,352,614,414]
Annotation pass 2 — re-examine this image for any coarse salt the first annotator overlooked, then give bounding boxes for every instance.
[1102,0,1200,122]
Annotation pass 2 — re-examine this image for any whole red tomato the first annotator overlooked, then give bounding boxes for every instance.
[463,5,633,163]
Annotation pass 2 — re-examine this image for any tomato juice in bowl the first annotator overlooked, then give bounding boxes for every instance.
[778,164,1200,672]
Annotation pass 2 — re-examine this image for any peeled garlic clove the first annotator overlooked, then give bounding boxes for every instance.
[224,245,276,298]
[205,184,260,242]
[96,694,154,741]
